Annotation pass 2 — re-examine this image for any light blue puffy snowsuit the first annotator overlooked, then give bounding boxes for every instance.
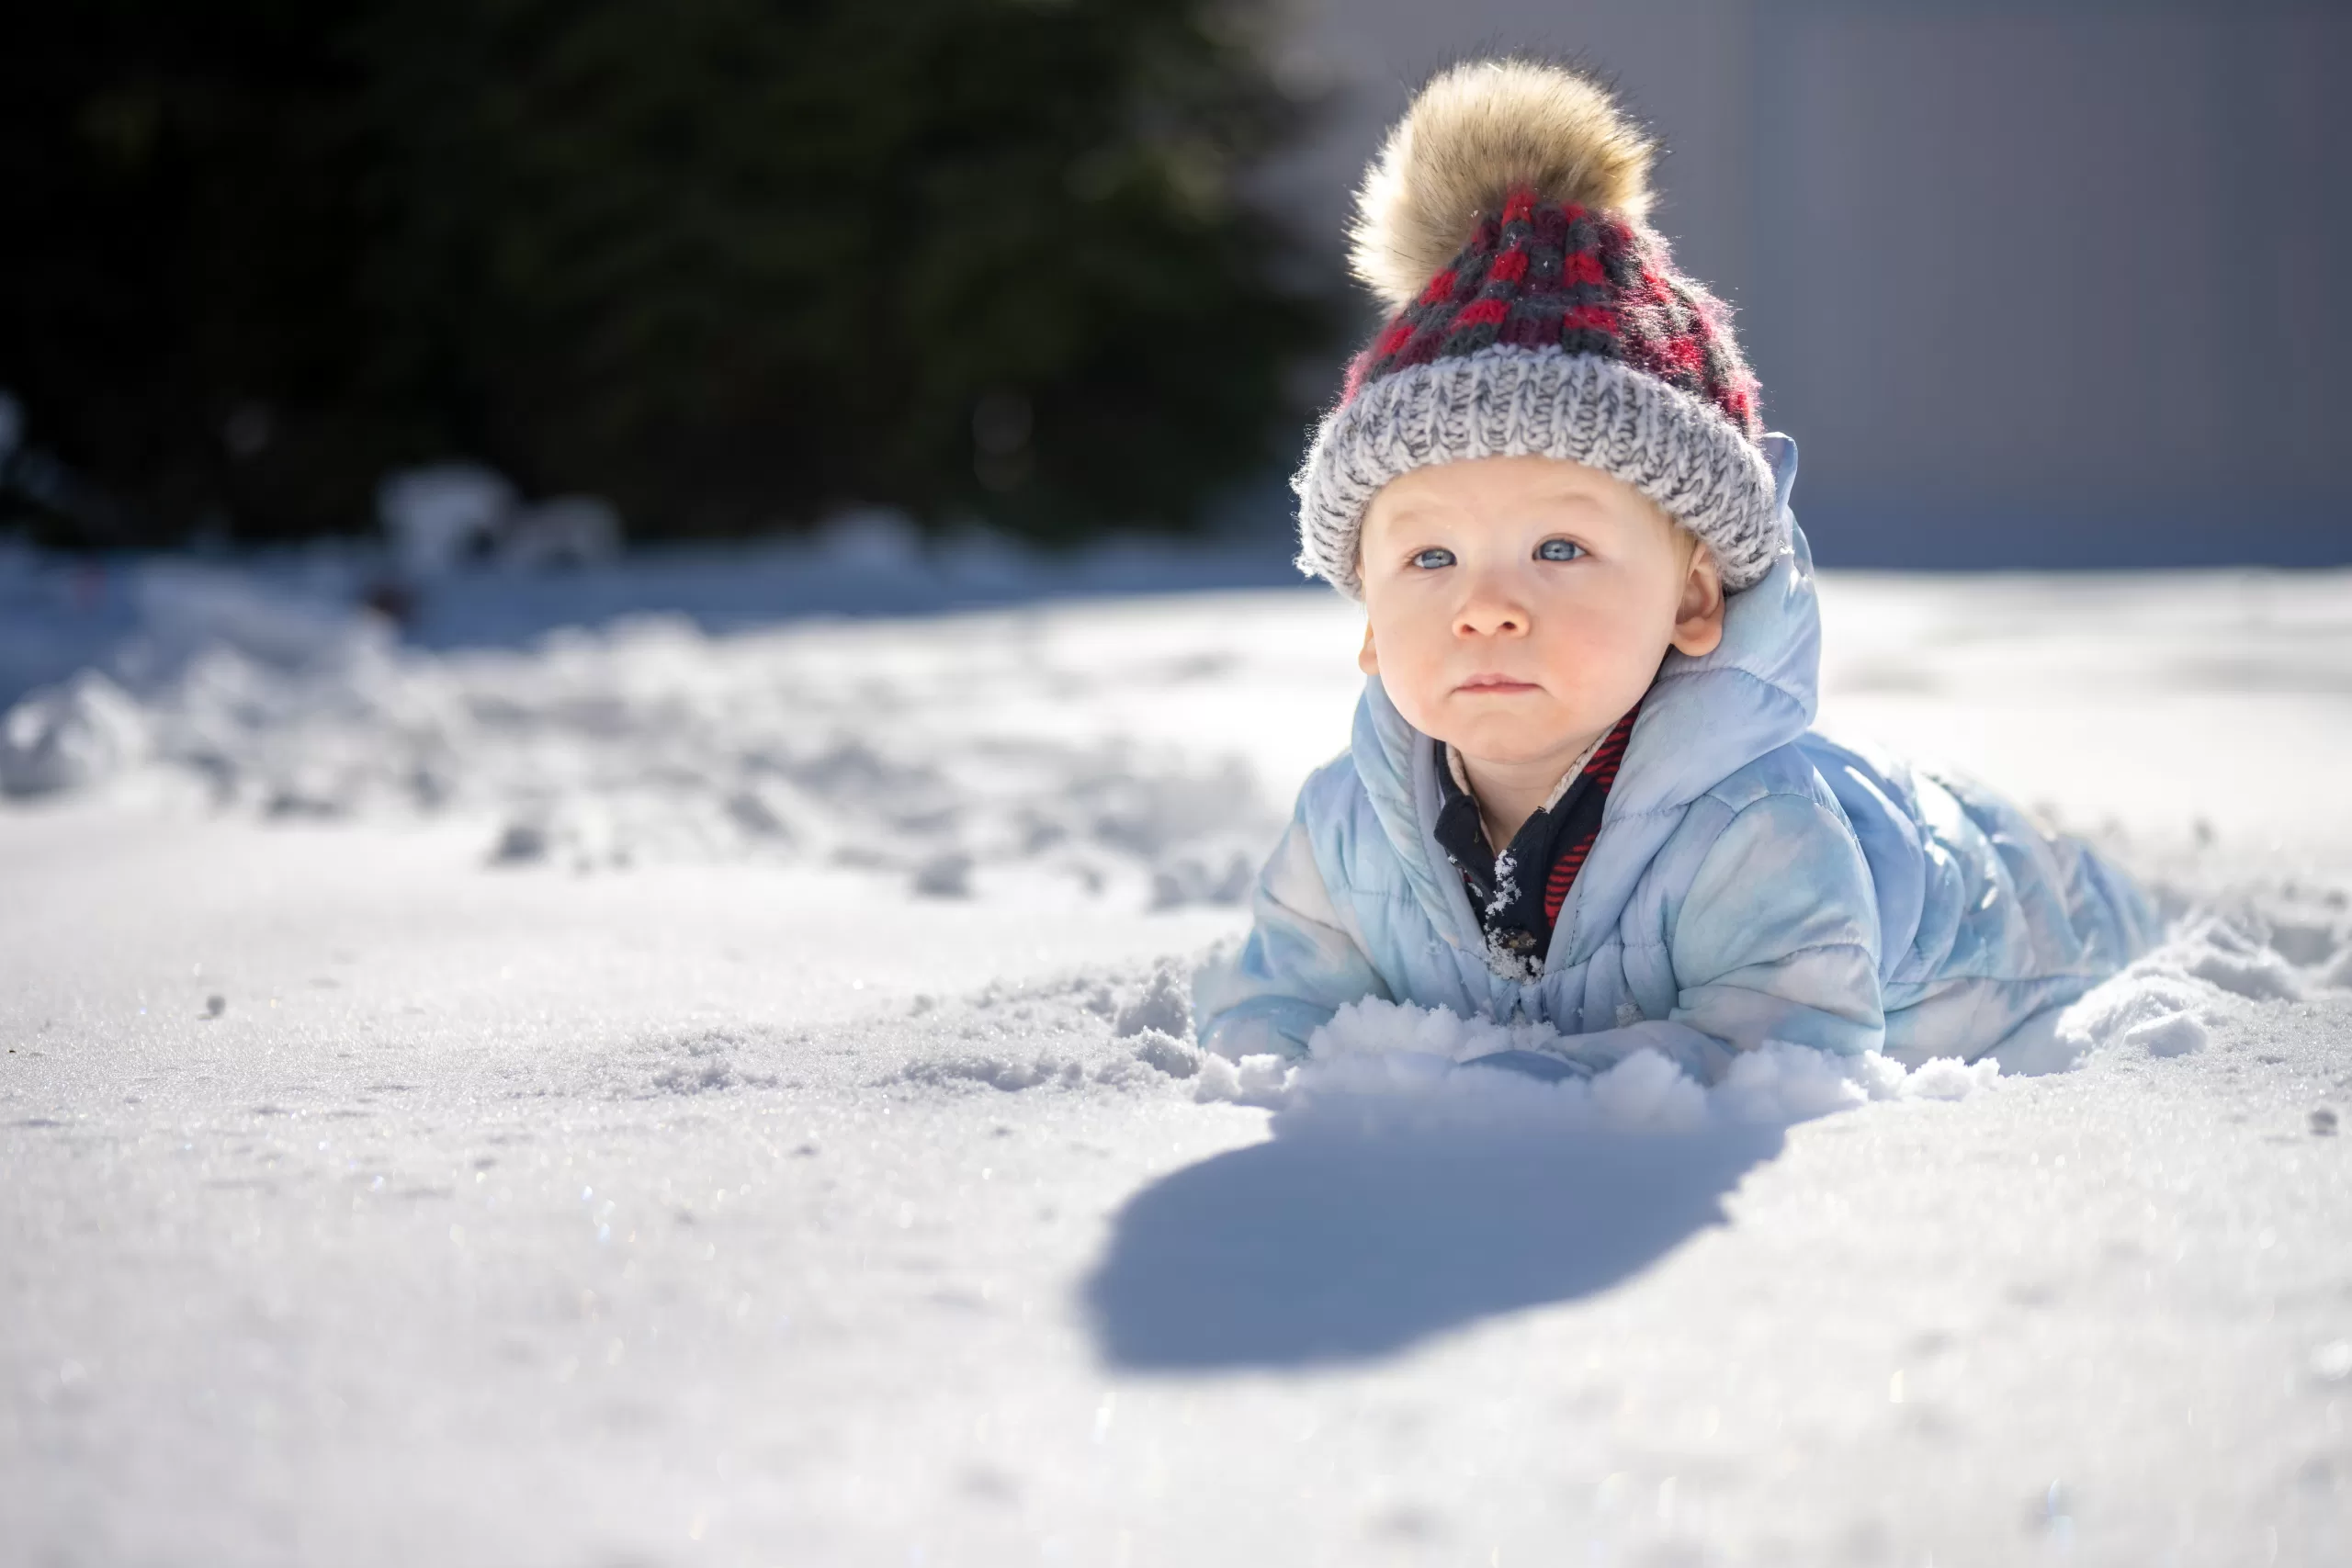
[1197,438,2159,1080]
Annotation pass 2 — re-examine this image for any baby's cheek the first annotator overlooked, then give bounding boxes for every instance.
[1386,647,1453,727]
[1385,631,1463,729]
[1545,616,1658,700]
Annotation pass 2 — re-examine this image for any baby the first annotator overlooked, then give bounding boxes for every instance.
[1196,59,2157,1082]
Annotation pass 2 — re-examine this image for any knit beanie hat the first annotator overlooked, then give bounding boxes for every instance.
[1295,60,1783,598]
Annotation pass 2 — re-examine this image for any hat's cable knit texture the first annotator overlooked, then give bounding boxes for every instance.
[1296,62,1785,598]
[1297,345,1780,600]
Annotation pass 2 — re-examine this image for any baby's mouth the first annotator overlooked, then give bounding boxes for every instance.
[1454,675,1542,694]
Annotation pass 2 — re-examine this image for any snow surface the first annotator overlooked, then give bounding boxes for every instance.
[5,563,2351,1565]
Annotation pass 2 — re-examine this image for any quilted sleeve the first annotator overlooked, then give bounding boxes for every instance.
[1193,814,1390,1060]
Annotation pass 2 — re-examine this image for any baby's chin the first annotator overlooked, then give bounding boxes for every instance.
[1426,697,1610,767]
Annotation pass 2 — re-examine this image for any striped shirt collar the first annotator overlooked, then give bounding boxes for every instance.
[1444,723,1613,826]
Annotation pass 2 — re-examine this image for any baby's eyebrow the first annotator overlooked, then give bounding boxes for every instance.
[1521,489,1612,513]
[1364,509,1454,536]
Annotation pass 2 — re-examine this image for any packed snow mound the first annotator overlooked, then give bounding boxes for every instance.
[2035,903,2352,1070]
[865,967,1994,1130]
[885,964,1215,1100]
[1188,997,2004,1133]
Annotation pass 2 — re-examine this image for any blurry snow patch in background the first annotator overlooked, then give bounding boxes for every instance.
[379,465,516,578]
[130,559,396,677]
[0,558,1295,907]
[0,669,149,796]
[379,463,622,578]
[1,555,398,797]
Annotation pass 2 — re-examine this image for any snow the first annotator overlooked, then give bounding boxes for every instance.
[5,560,2351,1565]
[378,464,522,578]
[375,464,625,576]
[1192,1002,2007,1134]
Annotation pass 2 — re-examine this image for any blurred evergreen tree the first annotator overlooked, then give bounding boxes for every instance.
[0,0,1331,546]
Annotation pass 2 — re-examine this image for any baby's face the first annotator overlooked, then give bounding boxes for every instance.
[1357,455,1724,771]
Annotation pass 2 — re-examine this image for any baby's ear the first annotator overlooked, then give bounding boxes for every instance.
[1670,540,1725,658]
[1357,621,1381,675]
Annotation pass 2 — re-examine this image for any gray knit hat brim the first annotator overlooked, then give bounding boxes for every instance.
[1293,346,1783,599]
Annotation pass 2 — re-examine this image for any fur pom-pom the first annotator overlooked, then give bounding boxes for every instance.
[1349,59,1657,310]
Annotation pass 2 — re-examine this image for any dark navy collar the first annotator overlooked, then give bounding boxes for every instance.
[1430,705,1639,970]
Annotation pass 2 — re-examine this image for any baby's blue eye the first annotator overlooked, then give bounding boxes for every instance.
[1410,547,1456,570]
[1535,538,1585,562]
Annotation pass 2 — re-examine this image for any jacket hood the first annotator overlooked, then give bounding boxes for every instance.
[1350,434,1815,965]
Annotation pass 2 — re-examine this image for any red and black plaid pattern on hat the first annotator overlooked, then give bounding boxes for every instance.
[1341,189,1759,442]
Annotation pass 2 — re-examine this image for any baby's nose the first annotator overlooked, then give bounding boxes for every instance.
[1455,594,1528,637]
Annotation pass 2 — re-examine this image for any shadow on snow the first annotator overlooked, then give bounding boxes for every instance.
[1082,1118,1784,1370]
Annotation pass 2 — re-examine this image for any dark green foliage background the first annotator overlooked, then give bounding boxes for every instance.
[1,0,1332,546]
